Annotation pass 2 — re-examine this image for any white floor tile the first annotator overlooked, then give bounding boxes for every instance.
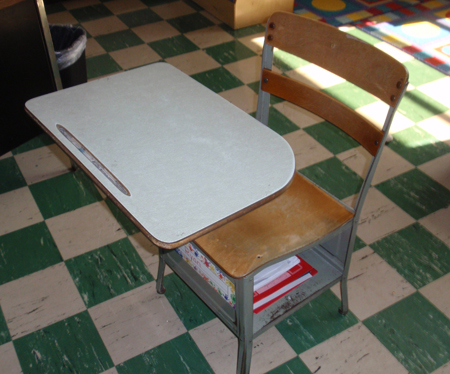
[0,342,22,374]
[62,0,99,10]
[86,38,107,58]
[337,146,414,185]
[0,187,43,236]
[14,144,71,185]
[286,63,345,90]
[224,56,265,84]
[356,101,415,133]
[354,187,415,244]
[238,33,266,55]
[190,318,296,374]
[132,20,180,43]
[0,152,12,160]
[0,263,85,340]
[47,10,78,24]
[46,201,126,260]
[165,50,220,76]
[300,323,408,374]
[151,0,195,19]
[104,0,146,15]
[420,272,450,320]
[419,206,450,247]
[89,282,186,365]
[417,111,450,146]
[419,153,450,190]
[273,101,323,129]
[331,247,415,320]
[100,368,119,374]
[110,44,161,70]
[283,129,333,170]
[81,16,128,37]
[219,85,258,113]
[185,25,234,49]
[417,77,450,109]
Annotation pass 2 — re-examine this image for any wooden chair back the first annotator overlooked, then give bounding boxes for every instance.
[258,12,409,157]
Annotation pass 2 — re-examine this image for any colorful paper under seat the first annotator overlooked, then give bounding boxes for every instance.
[175,243,236,308]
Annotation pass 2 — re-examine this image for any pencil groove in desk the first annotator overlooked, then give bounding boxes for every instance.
[57,124,131,196]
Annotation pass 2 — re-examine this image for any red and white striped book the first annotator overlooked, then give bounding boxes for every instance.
[253,256,317,314]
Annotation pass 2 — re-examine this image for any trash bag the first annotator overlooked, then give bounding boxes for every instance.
[50,24,87,71]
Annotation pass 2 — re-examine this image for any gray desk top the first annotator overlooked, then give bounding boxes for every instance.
[26,63,295,248]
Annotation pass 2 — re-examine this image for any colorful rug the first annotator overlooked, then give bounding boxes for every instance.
[294,0,450,75]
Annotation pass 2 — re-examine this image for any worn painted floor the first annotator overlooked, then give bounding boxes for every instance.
[1,0,450,373]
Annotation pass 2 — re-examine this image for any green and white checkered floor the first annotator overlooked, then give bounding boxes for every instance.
[1,0,450,373]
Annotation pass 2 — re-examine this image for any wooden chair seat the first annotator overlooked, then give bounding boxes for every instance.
[194,172,354,278]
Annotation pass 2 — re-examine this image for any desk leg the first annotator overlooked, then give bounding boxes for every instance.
[235,277,254,374]
[156,247,166,294]
[70,159,79,171]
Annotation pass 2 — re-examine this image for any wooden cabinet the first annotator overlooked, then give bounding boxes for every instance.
[192,0,294,29]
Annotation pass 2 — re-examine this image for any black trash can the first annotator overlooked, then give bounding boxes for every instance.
[50,24,87,89]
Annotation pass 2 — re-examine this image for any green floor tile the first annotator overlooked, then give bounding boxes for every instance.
[44,2,65,15]
[403,59,446,87]
[11,133,54,155]
[371,223,450,288]
[29,170,103,220]
[397,89,449,123]
[248,81,284,105]
[0,222,62,286]
[14,311,114,374]
[303,121,359,154]
[163,273,216,330]
[116,333,214,374]
[0,305,11,345]
[0,157,26,195]
[95,29,144,52]
[167,12,214,33]
[69,4,113,22]
[118,8,162,28]
[344,28,380,45]
[149,35,199,59]
[66,238,153,308]
[266,357,312,374]
[191,67,244,93]
[220,23,266,38]
[182,0,203,10]
[86,54,122,80]
[353,236,366,252]
[276,290,359,354]
[300,157,363,200]
[104,199,140,235]
[267,106,300,135]
[323,81,378,110]
[364,292,450,374]
[376,168,450,220]
[388,125,450,166]
[205,40,257,65]
[140,0,178,5]
[273,49,309,72]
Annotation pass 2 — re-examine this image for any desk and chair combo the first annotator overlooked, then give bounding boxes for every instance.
[26,12,408,374]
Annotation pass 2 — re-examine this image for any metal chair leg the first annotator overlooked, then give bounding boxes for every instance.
[237,337,253,374]
[235,276,254,374]
[156,247,166,294]
[338,277,349,315]
[70,159,79,171]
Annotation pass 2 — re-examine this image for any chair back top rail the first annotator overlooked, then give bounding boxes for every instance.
[265,12,408,106]
[261,69,383,156]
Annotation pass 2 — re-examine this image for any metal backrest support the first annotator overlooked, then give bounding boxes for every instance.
[256,11,409,217]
